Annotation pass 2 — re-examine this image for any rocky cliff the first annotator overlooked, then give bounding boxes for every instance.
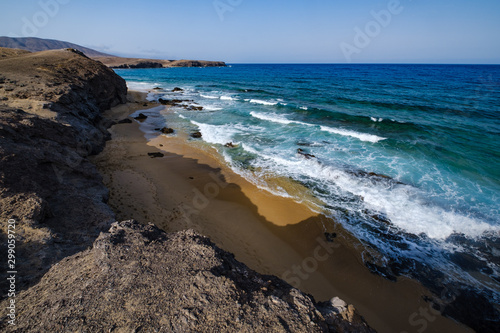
[0,47,126,296]
[0,47,372,332]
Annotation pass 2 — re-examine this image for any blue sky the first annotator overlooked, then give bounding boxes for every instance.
[1,0,499,63]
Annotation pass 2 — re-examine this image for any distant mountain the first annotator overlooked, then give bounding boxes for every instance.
[0,36,113,57]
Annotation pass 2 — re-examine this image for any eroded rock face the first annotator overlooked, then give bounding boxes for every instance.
[0,221,375,333]
[0,48,127,293]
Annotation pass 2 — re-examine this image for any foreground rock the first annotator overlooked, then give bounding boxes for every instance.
[0,221,375,332]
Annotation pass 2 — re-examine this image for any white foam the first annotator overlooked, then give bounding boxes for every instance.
[203,105,223,111]
[220,96,237,101]
[249,99,278,106]
[200,94,219,99]
[320,126,386,143]
[370,117,383,122]
[191,121,238,145]
[245,152,498,240]
[250,112,313,127]
[300,106,308,110]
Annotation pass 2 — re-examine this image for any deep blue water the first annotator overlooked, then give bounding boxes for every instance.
[115,64,500,297]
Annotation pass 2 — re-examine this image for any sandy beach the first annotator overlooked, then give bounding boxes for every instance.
[91,91,473,333]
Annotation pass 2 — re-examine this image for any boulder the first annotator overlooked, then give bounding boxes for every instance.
[160,127,174,134]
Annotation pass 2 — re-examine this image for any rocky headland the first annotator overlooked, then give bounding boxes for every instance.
[0,47,371,332]
[93,56,227,69]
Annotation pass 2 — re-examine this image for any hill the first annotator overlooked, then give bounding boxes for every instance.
[0,36,112,57]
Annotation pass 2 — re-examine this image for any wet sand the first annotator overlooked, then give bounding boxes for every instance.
[91,91,472,333]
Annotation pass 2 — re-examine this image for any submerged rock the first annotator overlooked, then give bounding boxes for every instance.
[297,148,316,159]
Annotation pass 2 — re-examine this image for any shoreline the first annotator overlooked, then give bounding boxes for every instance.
[91,90,473,333]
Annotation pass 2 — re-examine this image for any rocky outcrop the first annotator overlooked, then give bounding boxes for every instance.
[0,47,126,293]
[0,220,375,332]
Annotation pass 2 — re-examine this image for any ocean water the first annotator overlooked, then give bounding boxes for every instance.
[115,64,500,297]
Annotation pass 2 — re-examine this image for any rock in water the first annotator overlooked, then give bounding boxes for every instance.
[160,127,174,134]
[191,131,202,138]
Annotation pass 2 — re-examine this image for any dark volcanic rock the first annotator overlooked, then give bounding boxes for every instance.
[134,113,148,120]
[172,87,184,92]
[158,98,193,106]
[0,221,375,332]
[191,131,202,138]
[117,118,133,124]
[297,148,316,159]
[160,127,174,134]
[148,152,164,158]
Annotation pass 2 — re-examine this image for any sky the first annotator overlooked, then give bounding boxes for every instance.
[1,0,499,64]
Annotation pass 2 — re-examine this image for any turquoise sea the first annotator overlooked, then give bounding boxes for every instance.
[115,64,500,300]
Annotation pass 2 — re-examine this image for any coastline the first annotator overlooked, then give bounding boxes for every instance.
[92,90,473,333]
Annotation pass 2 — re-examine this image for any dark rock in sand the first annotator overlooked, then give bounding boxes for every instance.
[325,232,337,243]
[172,87,184,92]
[134,113,148,120]
[0,220,375,332]
[148,152,164,158]
[160,127,174,134]
[191,131,202,138]
[117,118,132,124]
